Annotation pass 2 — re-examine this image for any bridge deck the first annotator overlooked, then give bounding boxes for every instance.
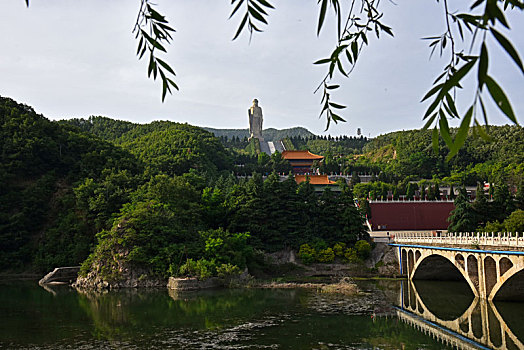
[390,243,524,255]
[394,231,524,250]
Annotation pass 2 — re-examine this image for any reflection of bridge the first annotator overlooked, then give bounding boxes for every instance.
[398,280,524,350]
[392,232,524,300]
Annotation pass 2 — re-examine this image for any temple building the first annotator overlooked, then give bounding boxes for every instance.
[295,174,341,193]
[281,150,324,174]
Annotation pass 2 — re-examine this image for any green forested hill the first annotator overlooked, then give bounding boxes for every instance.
[62,117,233,176]
[0,98,231,272]
[2,97,367,279]
[59,116,137,142]
[3,95,520,280]
[357,125,523,178]
[0,97,142,271]
[119,122,232,176]
[62,117,316,143]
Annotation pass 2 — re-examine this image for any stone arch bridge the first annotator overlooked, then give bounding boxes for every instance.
[392,232,524,301]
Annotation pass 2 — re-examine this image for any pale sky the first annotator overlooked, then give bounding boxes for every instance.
[0,1,522,137]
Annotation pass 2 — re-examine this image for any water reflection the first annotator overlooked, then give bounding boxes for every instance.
[397,280,524,349]
[1,281,449,349]
[3,279,524,349]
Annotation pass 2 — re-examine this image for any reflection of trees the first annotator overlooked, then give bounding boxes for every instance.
[76,288,146,340]
[76,288,301,340]
[0,283,88,344]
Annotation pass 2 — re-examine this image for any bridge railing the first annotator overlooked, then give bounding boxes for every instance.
[394,231,524,248]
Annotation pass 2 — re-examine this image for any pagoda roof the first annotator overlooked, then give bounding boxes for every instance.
[295,175,337,185]
[282,150,324,160]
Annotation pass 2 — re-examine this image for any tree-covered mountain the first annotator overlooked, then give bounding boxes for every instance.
[0,97,142,271]
[3,95,520,284]
[59,116,137,142]
[286,126,522,184]
[356,126,523,180]
[62,117,234,176]
[1,97,367,281]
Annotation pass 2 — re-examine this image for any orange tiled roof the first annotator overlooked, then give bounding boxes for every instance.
[282,150,324,160]
[295,175,337,185]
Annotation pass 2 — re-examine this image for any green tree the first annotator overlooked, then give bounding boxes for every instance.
[492,181,515,222]
[201,228,252,268]
[515,178,524,210]
[406,182,417,200]
[472,183,490,227]
[503,209,524,233]
[448,187,477,232]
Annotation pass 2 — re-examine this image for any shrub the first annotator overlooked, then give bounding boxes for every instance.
[482,220,505,233]
[317,248,335,263]
[201,228,251,268]
[344,248,360,263]
[311,239,328,251]
[179,258,217,279]
[354,240,371,260]
[298,244,316,264]
[504,210,524,233]
[333,242,346,257]
[216,263,241,278]
[195,259,216,279]
[179,258,198,277]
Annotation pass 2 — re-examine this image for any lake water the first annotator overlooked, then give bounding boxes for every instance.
[1,279,523,349]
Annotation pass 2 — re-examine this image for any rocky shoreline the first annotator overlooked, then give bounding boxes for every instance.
[73,267,166,291]
[47,243,400,292]
[251,277,361,295]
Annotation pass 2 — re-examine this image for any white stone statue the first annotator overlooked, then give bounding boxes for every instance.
[248,98,264,141]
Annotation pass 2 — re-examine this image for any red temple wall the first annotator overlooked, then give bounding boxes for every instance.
[369,202,455,231]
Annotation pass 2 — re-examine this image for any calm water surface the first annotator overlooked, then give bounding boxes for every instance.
[0,279,522,349]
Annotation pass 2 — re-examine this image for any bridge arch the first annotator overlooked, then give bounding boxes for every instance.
[484,256,497,297]
[401,249,407,275]
[413,254,463,280]
[394,240,524,301]
[467,255,478,284]
[490,268,524,301]
[499,257,513,276]
[455,253,465,270]
[410,251,479,297]
[408,250,414,276]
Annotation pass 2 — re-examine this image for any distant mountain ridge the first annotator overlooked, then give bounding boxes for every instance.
[203,126,314,141]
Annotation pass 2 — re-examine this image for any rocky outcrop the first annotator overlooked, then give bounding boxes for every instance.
[73,266,165,290]
[167,277,222,291]
[254,277,360,295]
[265,249,296,264]
[368,243,400,277]
[39,266,80,285]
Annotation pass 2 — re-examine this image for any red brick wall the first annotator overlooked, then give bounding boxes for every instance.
[369,202,455,231]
